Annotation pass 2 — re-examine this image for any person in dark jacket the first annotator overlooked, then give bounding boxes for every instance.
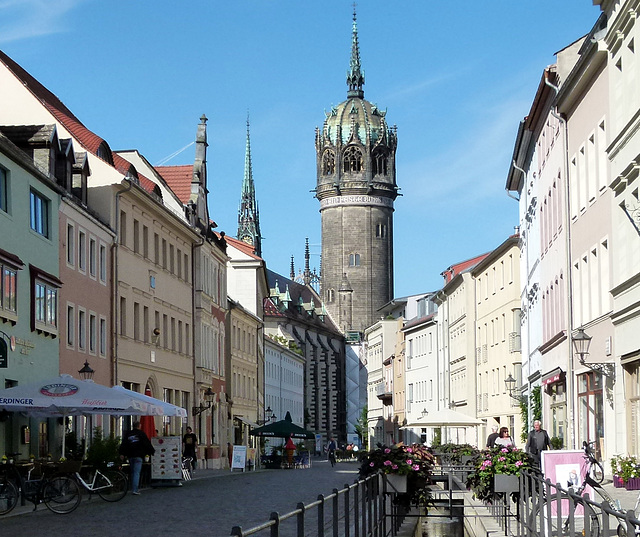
[119,421,155,494]
[486,426,499,448]
[525,420,551,468]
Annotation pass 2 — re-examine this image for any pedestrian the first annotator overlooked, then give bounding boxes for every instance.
[525,419,551,468]
[494,426,514,448]
[182,426,198,473]
[119,420,155,495]
[327,437,337,467]
[486,426,499,448]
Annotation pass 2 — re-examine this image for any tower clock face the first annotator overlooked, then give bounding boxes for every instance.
[242,236,253,245]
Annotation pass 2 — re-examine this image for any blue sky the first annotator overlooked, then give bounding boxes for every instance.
[0,1,600,297]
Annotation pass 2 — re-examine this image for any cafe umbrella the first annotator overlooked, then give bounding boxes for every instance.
[0,374,186,454]
[249,411,315,439]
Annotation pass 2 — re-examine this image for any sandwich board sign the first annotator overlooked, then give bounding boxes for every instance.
[231,445,247,472]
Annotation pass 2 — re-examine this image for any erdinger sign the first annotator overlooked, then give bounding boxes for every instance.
[40,383,79,397]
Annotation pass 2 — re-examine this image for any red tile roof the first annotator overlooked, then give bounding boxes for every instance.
[441,253,490,284]
[223,234,262,260]
[156,165,193,204]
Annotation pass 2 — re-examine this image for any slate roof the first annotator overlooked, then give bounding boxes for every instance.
[156,165,193,204]
[264,269,342,337]
[0,124,57,145]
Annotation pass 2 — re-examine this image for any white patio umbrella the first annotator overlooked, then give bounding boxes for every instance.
[402,408,483,445]
[0,374,186,454]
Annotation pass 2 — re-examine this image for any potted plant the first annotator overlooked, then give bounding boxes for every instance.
[466,445,533,504]
[550,436,563,450]
[611,455,640,489]
[358,443,434,507]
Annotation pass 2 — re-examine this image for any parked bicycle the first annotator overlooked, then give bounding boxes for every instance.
[527,441,628,537]
[71,461,128,502]
[0,460,81,515]
[584,440,605,484]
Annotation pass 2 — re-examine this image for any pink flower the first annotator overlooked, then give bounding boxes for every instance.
[384,460,392,466]
[498,457,506,462]
[392,464,398,470]
[515,461,523,467]
[384,448,391,454]
[406,459,413,465]
[413,464,420,471]
[369,462,375,467]
[501,448,508,453]
[407,448,413,453]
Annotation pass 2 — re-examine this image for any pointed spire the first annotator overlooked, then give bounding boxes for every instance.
[346,3,365,99]
[290,255,295,280]
[237,112,262,257]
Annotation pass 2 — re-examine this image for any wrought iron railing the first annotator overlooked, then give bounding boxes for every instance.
[229,473,405,537]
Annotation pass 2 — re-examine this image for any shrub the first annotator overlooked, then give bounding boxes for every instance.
[84,426,121,469]
[611,455,640,483]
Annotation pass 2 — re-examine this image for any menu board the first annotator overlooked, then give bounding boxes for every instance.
[231,445,247,471]
[151,436,182,481]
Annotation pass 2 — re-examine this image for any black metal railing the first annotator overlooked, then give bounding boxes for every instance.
[229,473,407,537]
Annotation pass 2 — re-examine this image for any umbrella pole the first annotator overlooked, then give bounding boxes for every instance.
[62,415,66,458]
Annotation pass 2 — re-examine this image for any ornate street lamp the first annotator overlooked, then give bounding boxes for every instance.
[192,387,215,416]
[78,360,94,380]
[573,328,614,381]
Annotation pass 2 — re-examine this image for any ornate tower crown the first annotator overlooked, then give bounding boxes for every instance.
[346,5,365,99]
[237,113,262,257]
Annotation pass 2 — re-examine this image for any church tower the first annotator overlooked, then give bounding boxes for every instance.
[315,7,398,335]
[237,115,262,256]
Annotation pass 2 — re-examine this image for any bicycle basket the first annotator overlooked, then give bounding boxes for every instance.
[55,460,83,474]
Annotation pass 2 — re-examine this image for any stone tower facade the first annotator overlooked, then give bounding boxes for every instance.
[237,115,262,257]
[315,8,398,335]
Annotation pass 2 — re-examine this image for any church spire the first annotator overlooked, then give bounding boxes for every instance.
[346,3,365,99]
[237,113,262,257]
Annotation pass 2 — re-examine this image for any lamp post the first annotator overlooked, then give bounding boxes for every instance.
[504,373,523,402]
[572,328,614,381]
[78,360,94,380]
[192,387,215,416]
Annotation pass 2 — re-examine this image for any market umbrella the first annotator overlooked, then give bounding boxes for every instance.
[0,375,186,417]
[139,389,158,438]
[249,411,315,439]
[402,408,483,428]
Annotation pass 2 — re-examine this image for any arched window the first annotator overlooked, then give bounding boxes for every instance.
[322,150,335,175]
[348,253,361,267]
[343,146,363,173]
[372,150,388,176]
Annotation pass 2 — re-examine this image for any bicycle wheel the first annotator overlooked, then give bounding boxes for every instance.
[43,475,81,514]
[97,470,128,502]
[530,497,600,537]
[0,479,18,515]
[590,461,605,484]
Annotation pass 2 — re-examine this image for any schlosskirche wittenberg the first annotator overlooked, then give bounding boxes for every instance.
[0,6,400,462]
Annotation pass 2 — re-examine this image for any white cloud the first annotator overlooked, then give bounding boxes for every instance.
[0,0,85,44]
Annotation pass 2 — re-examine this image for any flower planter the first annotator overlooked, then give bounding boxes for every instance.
[625,478,640,490]
[384,473,408,494]
[494,474,519,494]
[613,475,624,488]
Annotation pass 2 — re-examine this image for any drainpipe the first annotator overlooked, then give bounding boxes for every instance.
[544,74,576,450]
[112,179,133,387]
[191,235,205,440]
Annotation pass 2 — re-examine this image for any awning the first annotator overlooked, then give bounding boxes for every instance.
[234,416,259,429]
[542,367,565,386]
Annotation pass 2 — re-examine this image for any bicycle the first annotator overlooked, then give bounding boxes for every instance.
[0,460,81,515]
[583,441,605,484]
[527,442,628,537]
[72,461,128,502]
[181,457,193,481]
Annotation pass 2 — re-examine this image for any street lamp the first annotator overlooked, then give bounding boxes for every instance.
[421,408,428,419]
[78,360,94,380]
[572,328,615,381]
[192,387,215,416]
[504,373,522,401]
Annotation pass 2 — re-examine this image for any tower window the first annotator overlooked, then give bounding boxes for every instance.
[349,253,361,267]
[375,224,387,238]
[372,150,388,176]
[327,289,335,303]
[343,146,363,173]
[323,150,335,175]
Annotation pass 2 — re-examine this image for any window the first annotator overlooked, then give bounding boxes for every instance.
[143,225,149,258]
[0,167,7,213]
[154,233,160,265]
[177,248,182,279]
[119,210,126,246]
[99,317,107,356]
[162,239,167,269]
[78,231,86,272]
[322,150,335,175]
[30,189,49,238]
[348,253,361,267]
[67,305,74,346]
[89,238,96,277]
[327,289,335,303]
[99,244,107,282]
[1,265,17,313]
[66,224,75,265]
[143,306,149,344]
[89,313,96,353]
[134,302,140,341]
[343,146,363,172]
[35,282,57,327]
[184,254,189,282]
[133,219,140,254]
[78,309,86,350]
[375,224,387,238]
[120,297,126,336]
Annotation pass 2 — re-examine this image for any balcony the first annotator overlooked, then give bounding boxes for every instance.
[376,382,392,402]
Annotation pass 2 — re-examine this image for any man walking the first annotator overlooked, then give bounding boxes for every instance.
[120,420,155,495]
[525,420,551,468]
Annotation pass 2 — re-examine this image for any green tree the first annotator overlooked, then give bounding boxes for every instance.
[354,406,368,451]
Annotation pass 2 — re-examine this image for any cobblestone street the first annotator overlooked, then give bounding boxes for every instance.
[0,459,360,537]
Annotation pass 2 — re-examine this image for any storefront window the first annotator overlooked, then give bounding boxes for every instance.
[577,372,604,459]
